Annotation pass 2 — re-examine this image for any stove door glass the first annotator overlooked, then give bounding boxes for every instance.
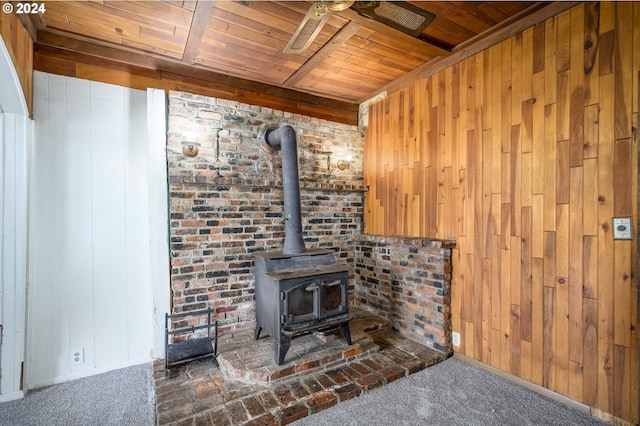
[286,280,316,323]
[320,278,343,316]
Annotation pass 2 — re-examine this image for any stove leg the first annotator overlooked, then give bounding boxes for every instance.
[276,336,291,366]
[255,326,262,340]
[340,322,352,345]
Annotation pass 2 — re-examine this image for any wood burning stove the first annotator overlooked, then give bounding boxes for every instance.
[254,249,352,365]
[253,125,352,365]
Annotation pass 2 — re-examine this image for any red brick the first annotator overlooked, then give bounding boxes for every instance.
[316,373,336,388]
[302,377,324,393]
[361,357,383,371]
[339,365,364,380]
[319,351,342,365]
[273,384,296,406]
[193,395,225,413]
[257,390,280,411]
[244,413,278,426]
[156,388,192,406]
[343,344,363,358]
[356,373,385,390]
[195,381,222,399]
[269,366,296,380]
[289,381,310,399]
[242,396,266,418]
[403,358,426,374]
[325,367,350,385]
[194,408,230,426]
[225,400,249,424]
[297,357,321,372]
[350,362,370,375]
[334,383,362,401]
[305,390,338,413]
[278,403,309,425]
[379,365,407,383]
[156,402,193,424]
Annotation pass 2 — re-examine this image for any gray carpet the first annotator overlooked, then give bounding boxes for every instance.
[0,358,608,426]
[293,357,608,426]
[0,363,155,426]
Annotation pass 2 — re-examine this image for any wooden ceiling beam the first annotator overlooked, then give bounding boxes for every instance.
[34,30,358,112]
[284,21,362,88]
[182,0,216,64]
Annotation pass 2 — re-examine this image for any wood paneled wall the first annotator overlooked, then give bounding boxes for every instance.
[0,12,33,115]
[364,3,639,423]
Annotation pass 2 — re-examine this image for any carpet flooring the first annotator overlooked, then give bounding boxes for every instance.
[292,357,608,426]
[0,358,609,425]
[0,362,155,426]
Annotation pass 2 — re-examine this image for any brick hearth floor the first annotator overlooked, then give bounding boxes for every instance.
[154,308,447,425]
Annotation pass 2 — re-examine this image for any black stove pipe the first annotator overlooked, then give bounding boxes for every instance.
[264,125,306,254]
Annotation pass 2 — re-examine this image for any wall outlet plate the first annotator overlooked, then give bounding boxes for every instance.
[70,348,84,365]
[612,217,633,240]
[452,331,461,347]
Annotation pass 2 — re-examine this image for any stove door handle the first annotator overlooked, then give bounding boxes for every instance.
[324,280,342,287]
[305,284,319,291]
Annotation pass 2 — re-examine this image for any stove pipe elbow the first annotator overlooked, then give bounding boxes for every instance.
[265,125,306,254]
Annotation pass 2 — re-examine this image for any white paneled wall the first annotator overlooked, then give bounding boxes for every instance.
[0,36,32,402]
[0,113,31,401]
[28,72,165,388]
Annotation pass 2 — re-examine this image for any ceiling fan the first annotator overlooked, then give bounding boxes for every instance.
[283,1,436,54]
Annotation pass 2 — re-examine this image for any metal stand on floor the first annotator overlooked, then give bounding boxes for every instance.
[164,307,218,370]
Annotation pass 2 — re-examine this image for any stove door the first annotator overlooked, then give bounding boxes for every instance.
[284,279,317,324]
[320,276,346,317]
[282,272,349,326]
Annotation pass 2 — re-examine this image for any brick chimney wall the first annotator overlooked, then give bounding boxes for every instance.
[167,91,453,355]
[167,91,365,333]
[354,236,455,355]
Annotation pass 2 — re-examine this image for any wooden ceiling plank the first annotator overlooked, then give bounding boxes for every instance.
[204,20,285,55]
[422,24,470,49]
[102,1,194,29]
[490,1,537,17]
[359,32,441,62]
[407,1,452,16]
[121,39,184,61]
[139,25,187,47]
[323,55,399,81]
[43,2,143,37]
[438,4,497,35]
[211,8,293,45]
[34,33,358,110]
[345,36,429,67]
[316,62,389,87]
[468,3,511,26]
[284,21,362,87]
[182,0,215,63]
[212,2,340,54]
[197,51,293,83]
[337,43,418,74]
[301,76,371,99]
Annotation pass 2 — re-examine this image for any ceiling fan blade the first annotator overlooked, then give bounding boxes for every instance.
[283,3,333,54]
